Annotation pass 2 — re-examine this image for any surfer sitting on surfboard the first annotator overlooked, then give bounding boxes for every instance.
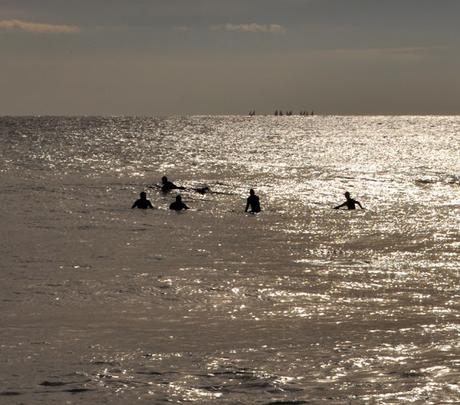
[334,191,364,210]
[169,195,189,211]
[245,189,261,213]
[132,192,154,209]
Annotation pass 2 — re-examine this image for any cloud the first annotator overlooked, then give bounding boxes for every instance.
[0,19,79,34]
[173,26,189,32]
[324,45,446,57]
[212,23,286,34]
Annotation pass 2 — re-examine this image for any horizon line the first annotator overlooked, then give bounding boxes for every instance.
[1,113,460,118]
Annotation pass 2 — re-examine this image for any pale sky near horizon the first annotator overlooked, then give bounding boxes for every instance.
[1,0,459,115]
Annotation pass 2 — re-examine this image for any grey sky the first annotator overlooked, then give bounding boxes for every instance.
[1,0,459,115]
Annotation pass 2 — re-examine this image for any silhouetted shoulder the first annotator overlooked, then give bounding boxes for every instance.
[334,191,364,210]
[132,192,154,209]
[245,189,261,213]
[169,195,189,211]
[161,176,185,192]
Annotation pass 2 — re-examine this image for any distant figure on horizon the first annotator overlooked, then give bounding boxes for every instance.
[132,191,154,209]
[334,192,364,210]
[245,189,261,213]
[161,176,185,192]
[169,195,189,211]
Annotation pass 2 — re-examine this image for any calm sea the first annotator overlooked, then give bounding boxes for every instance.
[1,116,459,404]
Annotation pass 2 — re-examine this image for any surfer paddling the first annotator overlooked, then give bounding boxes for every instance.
[245,189,261,213]
[132,192,154,209]
[334,191,364,210]
[149,176,211,195]
[160,176,186,192]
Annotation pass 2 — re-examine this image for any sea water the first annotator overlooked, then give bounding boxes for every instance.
[0,116,459,404]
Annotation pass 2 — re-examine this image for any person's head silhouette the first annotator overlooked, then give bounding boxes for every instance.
[140,191,147,199]
[162,176,168,184]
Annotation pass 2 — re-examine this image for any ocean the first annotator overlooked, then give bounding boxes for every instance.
[1,115,459,404]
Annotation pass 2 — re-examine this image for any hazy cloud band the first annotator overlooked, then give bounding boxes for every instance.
[0,19,79,34]
[212,23,286,34]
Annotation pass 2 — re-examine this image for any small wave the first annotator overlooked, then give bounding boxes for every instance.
[136,370,164,376]
[0,391,22,396]
[63,388,94,393]
[415,174,460,185]
[40,381,68,387]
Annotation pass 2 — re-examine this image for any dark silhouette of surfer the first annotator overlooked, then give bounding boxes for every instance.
[132,192,154,209]
[245,189,261,213]
[169,195,189,211]
[334,192,364,210]
[161,176,185,192]
[155,176,211,194]
[193,186,210,194]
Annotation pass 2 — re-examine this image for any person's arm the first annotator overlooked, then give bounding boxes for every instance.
[169,181,185,190]
[356,201,364,209]
[148,201,154,209]
[334,202,346,209]
[183,203,189,210]
[131,200,138,209]
[245,199,250,212]
[162,181,176,191]
[194,186,209,194]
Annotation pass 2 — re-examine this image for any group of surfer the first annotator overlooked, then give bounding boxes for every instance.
[131,176,190,211]
[132,192,189,211]
[132,176,260,212]
[132,176,364,213]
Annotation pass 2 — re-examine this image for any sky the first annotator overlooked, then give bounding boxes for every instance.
[1,0,459,115]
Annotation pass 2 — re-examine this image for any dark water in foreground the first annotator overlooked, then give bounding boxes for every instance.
[0,116,459,403]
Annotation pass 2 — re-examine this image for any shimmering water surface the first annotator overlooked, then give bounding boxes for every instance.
[0,116,459,404]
